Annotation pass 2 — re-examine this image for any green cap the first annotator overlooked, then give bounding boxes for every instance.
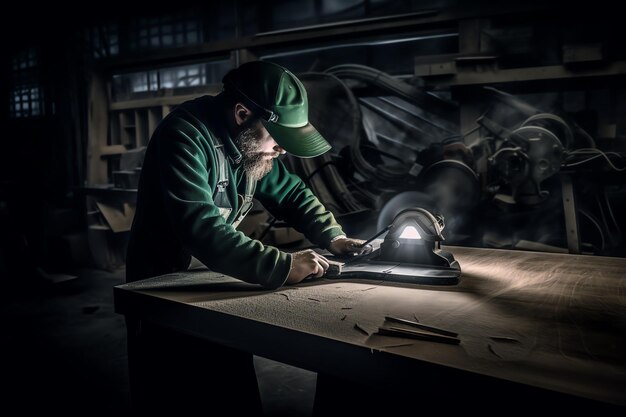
[222,61,331,158]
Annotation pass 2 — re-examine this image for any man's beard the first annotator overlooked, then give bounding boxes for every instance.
[235,122,278,181]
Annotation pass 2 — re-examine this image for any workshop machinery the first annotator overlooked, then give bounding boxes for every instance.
[283,65,625,257]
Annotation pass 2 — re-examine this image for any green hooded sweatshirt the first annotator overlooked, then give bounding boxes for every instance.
[126,94,345,288]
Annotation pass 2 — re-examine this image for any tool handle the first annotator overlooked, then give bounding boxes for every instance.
[358,225,392,248]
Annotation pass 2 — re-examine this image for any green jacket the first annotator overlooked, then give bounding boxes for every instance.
[126,94,345,288]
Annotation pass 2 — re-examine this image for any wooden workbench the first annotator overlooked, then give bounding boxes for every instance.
[114,246,626,411]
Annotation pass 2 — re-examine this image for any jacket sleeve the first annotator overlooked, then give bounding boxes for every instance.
[155,118,291,289]
[255,158,346,249]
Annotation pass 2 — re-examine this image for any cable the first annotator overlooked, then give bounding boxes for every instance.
[580,209,606,252]
[563,148,626,171]
[299,155,363,213]
[489,146,523,160]
[591,189,621,250]
[300,156,344,213]
[567,148,622,156]
[304,161,338,183]
[299,72,372,211]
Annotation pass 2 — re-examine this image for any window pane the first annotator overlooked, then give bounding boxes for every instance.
[111,60,231,100]
[9,48,44,118]
[149,72,159,90]
[129,12,203,51]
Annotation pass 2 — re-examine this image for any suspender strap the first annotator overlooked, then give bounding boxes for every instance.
[207,129,231,212]
[231,174,256,228]
[244,175,256,203]
[214,144,229,192]
[205,126,257,225]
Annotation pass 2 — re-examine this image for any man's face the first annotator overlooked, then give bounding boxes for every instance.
[235,119,286,181]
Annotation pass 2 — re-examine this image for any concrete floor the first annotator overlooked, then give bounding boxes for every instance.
[1,268,316,415]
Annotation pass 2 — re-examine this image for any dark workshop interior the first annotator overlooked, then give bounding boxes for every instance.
[1,0,625,415]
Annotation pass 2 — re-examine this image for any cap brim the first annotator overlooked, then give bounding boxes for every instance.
[261,120,331,158]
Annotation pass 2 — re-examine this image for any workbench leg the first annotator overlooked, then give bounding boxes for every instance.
[126,316,263,415]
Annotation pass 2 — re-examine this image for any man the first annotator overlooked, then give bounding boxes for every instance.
[126,60,363,286]
[125,60,365,413]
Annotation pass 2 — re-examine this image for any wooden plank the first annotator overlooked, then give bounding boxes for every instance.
[376,326,461,345]
[76,186,138,200]
[423,61,626,87]
[95,201,135,233]
[99,144,127,156]
[109,89,220,111]
[384,315,458,337]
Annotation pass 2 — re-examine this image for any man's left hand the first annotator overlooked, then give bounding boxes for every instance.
[327,237,372,257]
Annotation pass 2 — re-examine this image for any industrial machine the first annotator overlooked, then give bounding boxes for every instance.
[285,66,625,258]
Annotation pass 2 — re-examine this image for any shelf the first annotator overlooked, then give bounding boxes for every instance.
[418,60,626,88]
[77,186,138,200]
[103,3,553,71]
[109,91,216,111]
[99,144,129,156]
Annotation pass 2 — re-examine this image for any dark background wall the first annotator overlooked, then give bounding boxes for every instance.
[1,0,625,285]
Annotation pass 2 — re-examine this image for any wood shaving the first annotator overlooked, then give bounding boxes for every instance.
[354,323,370,336]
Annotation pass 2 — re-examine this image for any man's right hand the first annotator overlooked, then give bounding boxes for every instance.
[286,249,330,284]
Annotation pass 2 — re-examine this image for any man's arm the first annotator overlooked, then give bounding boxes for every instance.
[154,119,291,289]
[255,159,371,259]
[255,158,347,249]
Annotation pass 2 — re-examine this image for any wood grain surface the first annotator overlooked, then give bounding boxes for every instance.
[115,246,626,407]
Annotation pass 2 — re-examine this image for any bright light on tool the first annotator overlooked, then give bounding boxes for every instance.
[340,207,461,285]
[399,225,421,240]
[378,208,460,276]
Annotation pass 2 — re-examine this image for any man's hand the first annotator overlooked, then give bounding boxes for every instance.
[327,237,372,257]
[286,249,330,285]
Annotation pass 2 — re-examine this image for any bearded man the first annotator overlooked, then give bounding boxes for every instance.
[124,61,365,413]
